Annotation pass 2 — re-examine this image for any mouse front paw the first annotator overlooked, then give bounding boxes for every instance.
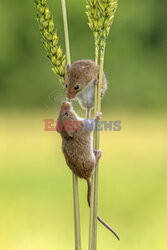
[94,112,102,121]
[94,79,99,85]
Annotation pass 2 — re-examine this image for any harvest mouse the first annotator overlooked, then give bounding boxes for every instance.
[56,101,120,240]
[65,60,107,119]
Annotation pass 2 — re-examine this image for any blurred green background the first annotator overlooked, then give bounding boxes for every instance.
[0,0,166,250]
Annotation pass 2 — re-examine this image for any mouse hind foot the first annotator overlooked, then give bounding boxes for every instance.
[94,149,102,165]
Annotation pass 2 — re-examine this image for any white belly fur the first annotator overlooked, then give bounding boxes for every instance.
[76,81,95,109]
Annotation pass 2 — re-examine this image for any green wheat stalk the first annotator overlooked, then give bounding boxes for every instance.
[61,1,82,249]
[86,1,118,250]
[34,0,66,84]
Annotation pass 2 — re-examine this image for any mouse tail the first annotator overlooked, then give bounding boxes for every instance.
[87,180,120,240]
[97,215,120,240]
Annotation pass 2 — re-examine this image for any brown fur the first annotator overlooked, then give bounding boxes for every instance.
[65,60,107,101]
[56,102,120,240]
[57,101,95,180]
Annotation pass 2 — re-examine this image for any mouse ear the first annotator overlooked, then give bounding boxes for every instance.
[81,65,90,70]
[66,130,74,137]
[66,120,85,137]
[80,65,90,75]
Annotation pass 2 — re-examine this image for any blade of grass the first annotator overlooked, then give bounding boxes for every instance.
[61,1,81,249]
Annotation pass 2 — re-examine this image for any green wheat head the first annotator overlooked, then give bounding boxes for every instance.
[34,0,66,83]
[86,0,118,39]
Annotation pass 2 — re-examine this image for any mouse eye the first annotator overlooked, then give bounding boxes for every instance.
[65,84,68,88]
[65,112,68,116]
[74,85,79,90]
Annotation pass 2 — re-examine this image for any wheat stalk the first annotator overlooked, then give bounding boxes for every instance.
[86,1,118,249]
[61,1,81,249]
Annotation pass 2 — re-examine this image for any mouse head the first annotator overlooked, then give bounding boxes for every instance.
[57,101,76,123]
[65,60,97,99]
[57,101,80,137]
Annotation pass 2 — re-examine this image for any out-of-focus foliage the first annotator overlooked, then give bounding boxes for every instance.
[0,0,166,110]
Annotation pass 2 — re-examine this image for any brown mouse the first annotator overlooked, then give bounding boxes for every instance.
[56,101,120,240]
[65,60,107,119]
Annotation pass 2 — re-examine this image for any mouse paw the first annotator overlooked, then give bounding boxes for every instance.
[94,79,99,85]
[94,112,102,121]
[94,149,102,164]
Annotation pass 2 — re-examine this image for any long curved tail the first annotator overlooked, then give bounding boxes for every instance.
[87,180,120,240]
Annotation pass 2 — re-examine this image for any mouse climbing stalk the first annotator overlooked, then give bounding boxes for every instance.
[57,101,120,240]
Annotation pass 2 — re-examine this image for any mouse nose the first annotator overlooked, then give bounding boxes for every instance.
[62,101,71,109]
[66,93,71,99]
[66,92,75,99]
